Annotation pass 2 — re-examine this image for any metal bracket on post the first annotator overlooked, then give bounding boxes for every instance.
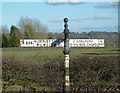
[63,18,70,92]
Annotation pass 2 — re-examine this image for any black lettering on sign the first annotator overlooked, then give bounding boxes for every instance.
[26,41,28,45]
[37,44,39,46]
[27,41,32,45]
[54,44,56,47]
[30,42,33,44]
[99,40,102,43]
[39,40,42,43]
[21,41,24,44]
[99,43,103,45]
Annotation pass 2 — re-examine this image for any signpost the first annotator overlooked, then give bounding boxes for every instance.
[20,18,105,92]
[63,18,70,92]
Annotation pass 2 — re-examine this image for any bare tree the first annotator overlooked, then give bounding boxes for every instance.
[0,25,9,47]
[18,17,48,39]
[1,25,9,34]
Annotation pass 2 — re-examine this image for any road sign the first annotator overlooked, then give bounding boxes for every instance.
[20,39,104,47]
[20,18,105,92]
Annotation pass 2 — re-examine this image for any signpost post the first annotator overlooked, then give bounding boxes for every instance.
[63,18,70,92]
[20,18,105,92]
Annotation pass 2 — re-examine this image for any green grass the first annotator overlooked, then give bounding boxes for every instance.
[2,48,119,91]
[70,47,119,56]
[2,47,119,60]
[2,48,62,59]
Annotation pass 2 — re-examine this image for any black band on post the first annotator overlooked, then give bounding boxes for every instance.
[63,18,70,55]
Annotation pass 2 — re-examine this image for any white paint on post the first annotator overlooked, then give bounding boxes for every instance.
[65,55,69,68]
[65,76,70,86]
[65,55,70,86]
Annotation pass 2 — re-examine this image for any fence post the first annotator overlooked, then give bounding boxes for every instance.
[63,18,70,92]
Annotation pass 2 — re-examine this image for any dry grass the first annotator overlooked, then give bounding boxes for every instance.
[2,55,119,92]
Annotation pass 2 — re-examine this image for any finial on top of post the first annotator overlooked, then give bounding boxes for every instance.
[64,18,68,22]
[63,18,70,54]
[64,18,69,33]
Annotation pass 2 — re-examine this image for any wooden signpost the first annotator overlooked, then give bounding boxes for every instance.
[20,18,104,92]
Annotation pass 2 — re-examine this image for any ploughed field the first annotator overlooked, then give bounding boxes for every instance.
[2,48,120,92]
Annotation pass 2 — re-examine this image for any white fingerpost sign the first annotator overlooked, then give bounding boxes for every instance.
[20,18,105,92]
[20,39,104,47]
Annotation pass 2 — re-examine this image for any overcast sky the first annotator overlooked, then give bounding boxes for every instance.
[1,0,119,33]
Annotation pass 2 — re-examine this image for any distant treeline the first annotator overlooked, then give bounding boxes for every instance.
[0,17,119,48]
[0,17,52,48]
[51,31,119,48]
[1,29,119,48]
[1,30,119,48]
